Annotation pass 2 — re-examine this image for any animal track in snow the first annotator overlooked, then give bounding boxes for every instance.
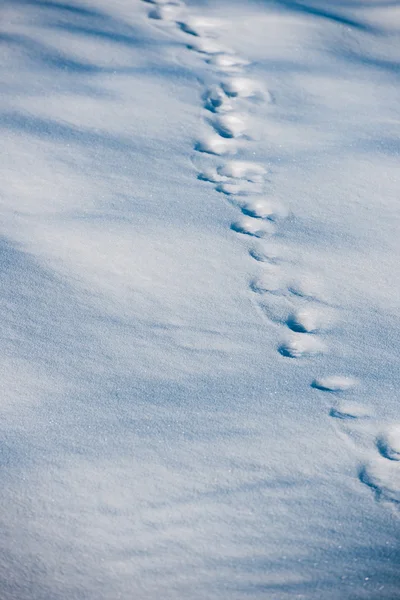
[376,424,400,461]
[287,276,326,303]
[211,113,247,138]
[187,38,227,55]
[149,4,182,19]
[195,136,238,156]
[257,295,292,327]
[142,0,378,517]
[249,242,289,265]
[250,266,285,295]
[198,162,266,191]
[203,85,233,113]
[197,167,225,184]
[240,197,288,221]
[329,401,372,420]
[222,77,269,100]
[278,334,325,359]
[207,54,250,72]
[286,306,334,334]
[178,17,219,37]
[218,161,266,182]
[312,375,359,392]
[359,458,400,505]
[231,217,275,238]
[216,181,263,196]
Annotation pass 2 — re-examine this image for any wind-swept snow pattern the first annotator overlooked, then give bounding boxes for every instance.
[1,0,400,598]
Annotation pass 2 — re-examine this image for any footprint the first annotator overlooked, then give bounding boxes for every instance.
[240,197,288,221]
[197,167,225,183]
[359,458,400,505]
[218,161,266,183]
[376,424,400,461]
[312,375,359,392]
[249,246,277,264]
[329,401,372,420]
[187,38,227,55]
[195,136,237,156]
[222,77,268,100]
[278,333,326,358]
[216,181,263,196]
[257,295,293,325]
[149,4,182,19]
[286,306,334,334]
[211,113,247,138]
[231,217,275,238]
[249,242,289,264]
[207,54,250,71]
[178,17,219,37]
[203,85,233,113]
[288,276,326,303]
[250,266,284,295]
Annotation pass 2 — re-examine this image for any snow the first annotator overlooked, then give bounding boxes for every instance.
[1,0,400,598]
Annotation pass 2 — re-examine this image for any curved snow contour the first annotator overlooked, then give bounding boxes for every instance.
[149,4,182,20]
[222,77,269,100]
[177,17,219,37]
[377,424,400,461]
[207,54,250,72]
[312,376,359,392]
[211,113,247,138]
[203,86,233,113]
[240,198,288,221]
[231,217,274,238]
[195,136,238,156]
[250,268,285,295]
[278,334,326,359]
[329,401,372,420]
[360,458,400,505]
[286,307,334,334]
[218,161,266,182]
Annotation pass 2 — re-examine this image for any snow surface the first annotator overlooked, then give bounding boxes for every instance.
[1,0,400,598]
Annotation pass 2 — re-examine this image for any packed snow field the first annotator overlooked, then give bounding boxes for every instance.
[1,0,400,598]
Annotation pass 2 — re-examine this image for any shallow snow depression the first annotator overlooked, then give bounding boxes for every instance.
[1,0,400,598]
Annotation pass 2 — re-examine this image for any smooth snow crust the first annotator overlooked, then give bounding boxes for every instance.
[1,0,400,598]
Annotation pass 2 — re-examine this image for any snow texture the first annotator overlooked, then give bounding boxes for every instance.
[1,0,400,598]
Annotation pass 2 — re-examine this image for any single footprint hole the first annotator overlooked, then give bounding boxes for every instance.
[359,458,400,505]
[288,276,327,304]
[278,334,325,358]
[149,4,181,19]
[178,17,219,37]
[207,54,250,71]
[217,181,263,196]
[312,375,359,392]
[231,217,274,238]
[249,242,287,264]
[195,136,237,156]
[329,401,372,420]
[187,38,226,55]
[250,268,283,294]
[240,198,287,221]
[203,85,233,113]
[221,77,268,99]
[376,425,400,461]
[286,306,334,334]
[218,161,266,183]
[211,113,247,138]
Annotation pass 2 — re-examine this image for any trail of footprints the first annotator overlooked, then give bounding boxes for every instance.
[141,0,400,509]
